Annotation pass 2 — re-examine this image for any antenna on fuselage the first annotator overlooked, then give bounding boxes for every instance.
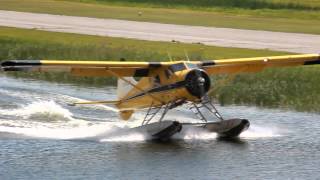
[184,49,190,62]
[167,51,173,62]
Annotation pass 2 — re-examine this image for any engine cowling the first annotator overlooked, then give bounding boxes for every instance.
[184,69,211,98]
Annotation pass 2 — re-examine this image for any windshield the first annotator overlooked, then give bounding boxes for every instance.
[185,63,198,69]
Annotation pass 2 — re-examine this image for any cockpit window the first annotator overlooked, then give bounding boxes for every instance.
[186,63,198,69]
[169,63,186,72]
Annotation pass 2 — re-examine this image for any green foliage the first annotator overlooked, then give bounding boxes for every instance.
[212,67,320,111]
[88,0,319,10]
[0,27,282,60]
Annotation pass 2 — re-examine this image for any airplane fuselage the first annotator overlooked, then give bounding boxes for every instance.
[116,62,211,119]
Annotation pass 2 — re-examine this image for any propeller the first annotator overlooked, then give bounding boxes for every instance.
[196,68,207,101]
[184,69,210,99]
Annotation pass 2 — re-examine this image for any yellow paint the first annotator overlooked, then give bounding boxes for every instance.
[119,110,134,120]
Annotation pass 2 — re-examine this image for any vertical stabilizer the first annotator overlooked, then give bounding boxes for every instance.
[117,77,137,100]
[117,77,137,120]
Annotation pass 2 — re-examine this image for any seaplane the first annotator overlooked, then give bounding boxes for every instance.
[1,53,320,140]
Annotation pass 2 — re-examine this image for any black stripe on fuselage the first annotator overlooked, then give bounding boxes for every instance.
[123,80,186,101]
[201,61,215,67]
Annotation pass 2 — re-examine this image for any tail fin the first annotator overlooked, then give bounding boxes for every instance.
[117,77,137,100]
[117,77,137,120]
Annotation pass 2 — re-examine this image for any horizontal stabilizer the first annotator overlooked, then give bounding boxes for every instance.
[68,100,119,106]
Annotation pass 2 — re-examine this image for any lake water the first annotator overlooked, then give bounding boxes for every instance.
[1,74,320,180]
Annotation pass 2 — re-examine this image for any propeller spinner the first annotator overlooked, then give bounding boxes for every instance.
[184,69,211,98]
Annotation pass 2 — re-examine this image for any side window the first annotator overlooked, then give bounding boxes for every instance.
[169,63,186,72]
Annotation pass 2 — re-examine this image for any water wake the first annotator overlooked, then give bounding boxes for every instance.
[0,101,73,121]
[100,132,147,142]
[174,124,282,141]
[240,125,282,139]
[0,101,120,139]
[0,101,283,142]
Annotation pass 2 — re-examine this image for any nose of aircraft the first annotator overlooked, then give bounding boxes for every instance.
[184,69,211,98]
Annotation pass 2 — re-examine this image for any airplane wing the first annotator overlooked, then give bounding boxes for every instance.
[199,54,320,75]
[1,54,320,76]
[1,60,172,77]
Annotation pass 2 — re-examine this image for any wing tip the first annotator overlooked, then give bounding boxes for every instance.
[1,60,41,67]
[1,60,41,71]
[1,60,14,71]
[1,60,14,67]
[304,59,320,65]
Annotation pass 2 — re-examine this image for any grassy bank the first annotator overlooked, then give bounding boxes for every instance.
[211,67,320,112]
[1,27,320,112]
[0,0,320,34]
[1,27,281,60]
[68,0,320,10]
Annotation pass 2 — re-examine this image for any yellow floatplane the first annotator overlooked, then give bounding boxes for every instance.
[2,54,320,140]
